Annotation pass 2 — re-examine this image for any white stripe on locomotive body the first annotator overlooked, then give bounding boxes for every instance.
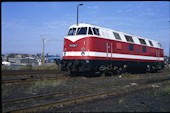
[63,51,164,61]
[65,23,162,49]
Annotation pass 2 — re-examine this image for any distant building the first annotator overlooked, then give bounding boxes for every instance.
[2,61,11,66]
[164,56,170,69]
[20,57,38,65]
[46,56,62,63]
[1,53,61,66]
[2,57,41,66]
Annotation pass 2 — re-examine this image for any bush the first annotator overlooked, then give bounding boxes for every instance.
[32,64,60,70]
[19,64,32,70]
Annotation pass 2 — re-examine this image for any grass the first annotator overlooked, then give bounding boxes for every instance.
[19,64,32,70]
[153,91,158,96]
[2,79,67,99]
[162,84,170,95]
[26,79,66,94]
[2,106,14,112]
[33,64,61,70]
[118,98,124,104]
[152,84,170,97]
[1,85,9,97]
[113,79,122,85]
[2,64,61,70]
[130,74,140,80]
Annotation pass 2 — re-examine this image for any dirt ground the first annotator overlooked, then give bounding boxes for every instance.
[2,69,170,99]
[46,83,170,112]
[2,69,170,112]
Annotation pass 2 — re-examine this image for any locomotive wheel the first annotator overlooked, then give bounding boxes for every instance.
[146,65,151,73]
[87,70,101,77]
[150,66,158,73]
[70,71,75,75]
[95,71,102,77]
[105,71,113,76]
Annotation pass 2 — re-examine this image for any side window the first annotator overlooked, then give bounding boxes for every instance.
[88,27,93,35]
[138,38,146,45]
[149,40,153,46]
[93,28,100,36]
[125,35,134,42]
[143,46,146,52]
[77,27,87,35]
[158,42,162,48]
[129,44,134,51]
[113,32,121,40]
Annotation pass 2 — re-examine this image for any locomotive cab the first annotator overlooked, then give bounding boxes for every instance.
[62,24,101,74]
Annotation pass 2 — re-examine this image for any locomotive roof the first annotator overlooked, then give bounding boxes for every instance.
[68,23,162,49]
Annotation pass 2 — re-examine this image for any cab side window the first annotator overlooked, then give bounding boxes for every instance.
[93,28,100,36]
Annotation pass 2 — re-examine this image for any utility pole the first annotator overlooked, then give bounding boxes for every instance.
[169,20,170,64]
[40,34,46,65]
[40,34,63,65]
[42,38,46,65]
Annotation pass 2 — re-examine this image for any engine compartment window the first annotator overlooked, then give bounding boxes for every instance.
[138,38,146,45]
[76,27,87,35]
[113,32,121,40]
[158,42,162,48]
[67,28,76,36]
[149,40,153,46]
[125,35,134,42]
[93,28,100,35]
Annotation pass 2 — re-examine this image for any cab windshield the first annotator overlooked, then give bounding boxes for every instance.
[76,27,87,35]
[67,28,76,36]
[67,27,91,36]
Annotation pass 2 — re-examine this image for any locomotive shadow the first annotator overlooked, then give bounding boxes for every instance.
[68,72,101,78]
[68,69,161,78]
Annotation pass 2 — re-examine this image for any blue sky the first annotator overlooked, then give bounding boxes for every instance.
[2,1,170,56]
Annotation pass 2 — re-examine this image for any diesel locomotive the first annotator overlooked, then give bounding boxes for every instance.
[61,23,164,75]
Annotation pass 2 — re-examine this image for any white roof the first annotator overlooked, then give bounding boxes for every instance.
[68,23,162,49]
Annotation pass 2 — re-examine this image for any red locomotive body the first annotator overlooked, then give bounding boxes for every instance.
[62,23,164,75]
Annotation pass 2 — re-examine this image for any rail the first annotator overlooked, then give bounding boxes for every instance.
[2,70,63,76]
[2,76,170,113]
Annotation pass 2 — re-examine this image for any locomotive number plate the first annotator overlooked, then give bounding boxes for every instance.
[69,44,78,47]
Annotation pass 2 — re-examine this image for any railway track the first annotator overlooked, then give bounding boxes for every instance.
[2,70,65,76]
[2,74,86,84]
[2,76,65,84]
[2,76,170,113]
[2,70,71,84]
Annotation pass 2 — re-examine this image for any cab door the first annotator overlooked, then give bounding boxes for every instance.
[156,49,160,61]
[106,41,113,59]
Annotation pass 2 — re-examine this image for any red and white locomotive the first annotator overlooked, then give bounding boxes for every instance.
[62,23,164,75]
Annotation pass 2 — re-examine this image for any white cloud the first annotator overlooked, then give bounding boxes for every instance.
[87,6,99,9]
[117,10,123,13]
[2,19,27,30]
[126,8,133,13]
